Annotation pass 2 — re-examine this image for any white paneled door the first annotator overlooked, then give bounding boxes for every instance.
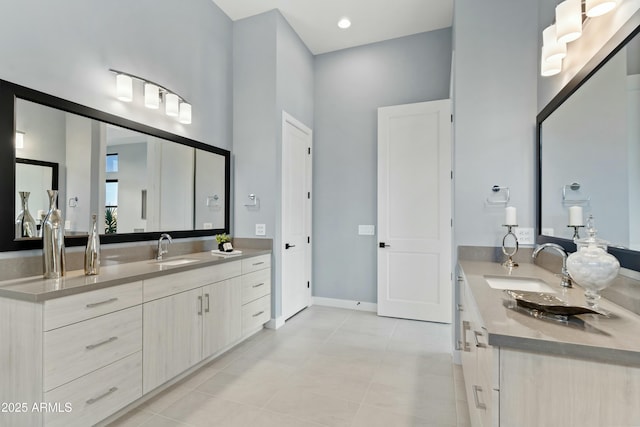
[377,100,452,323]
[281,112,312,321]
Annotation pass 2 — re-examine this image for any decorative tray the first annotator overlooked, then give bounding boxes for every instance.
[504,290,604,316]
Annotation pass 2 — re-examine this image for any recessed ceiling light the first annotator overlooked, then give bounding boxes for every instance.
[337,17,351,29]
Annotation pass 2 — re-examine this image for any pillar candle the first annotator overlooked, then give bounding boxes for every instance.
[569,206,583,226]
[505,206,517,225]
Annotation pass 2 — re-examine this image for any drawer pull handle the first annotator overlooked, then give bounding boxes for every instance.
[204,293,210,313]
[252,310,265,318]
[252,261,265,266]
[472,385,487,410]
[252,283,265,288]
[86,387,118,405]
[473,330,486,348]
[86,336,118,350]
[197,296,203,315]
[461,320,471,352]
[86,297,118,308]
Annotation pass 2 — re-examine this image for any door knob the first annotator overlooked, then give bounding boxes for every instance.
[379,242,390,248]
[285,243,296,249]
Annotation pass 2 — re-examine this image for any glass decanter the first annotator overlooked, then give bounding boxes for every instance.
[566,215,619,309]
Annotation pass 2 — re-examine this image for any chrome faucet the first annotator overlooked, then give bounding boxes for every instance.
[156,233,172,260]
[532,243,572,288]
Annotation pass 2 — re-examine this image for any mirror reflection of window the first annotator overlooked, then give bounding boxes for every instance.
[106,153,119,173]
[105,179,118,234]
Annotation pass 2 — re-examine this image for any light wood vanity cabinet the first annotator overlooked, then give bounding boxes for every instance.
[458,268,640,427]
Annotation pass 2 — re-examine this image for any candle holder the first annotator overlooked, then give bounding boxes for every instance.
[568,225,584,240]
[502,224,519,268]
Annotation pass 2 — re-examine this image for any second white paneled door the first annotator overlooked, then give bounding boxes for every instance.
[377,100,452,323]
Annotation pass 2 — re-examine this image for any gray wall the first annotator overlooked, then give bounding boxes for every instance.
[313,30,452,303]
[0,0,233,150]
[453,0,538,248]
[233,10,314,319]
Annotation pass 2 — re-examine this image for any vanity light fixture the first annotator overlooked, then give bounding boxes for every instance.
[556,0,582,44]
[144,83,160,109]
[337,17,351,29]
[109,69,192,124]
[585,0,617,17]
[15,131,24,149]
[540,0,618,77]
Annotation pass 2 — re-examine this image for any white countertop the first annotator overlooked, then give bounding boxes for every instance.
[459,260,640,366]
[0,248,270,302]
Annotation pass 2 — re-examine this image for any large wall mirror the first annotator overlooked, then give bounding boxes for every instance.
[537,17,640,270]
[0,80,230,252]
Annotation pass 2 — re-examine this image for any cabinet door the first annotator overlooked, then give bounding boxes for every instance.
[202,277,242,358]
[143,288,202,393]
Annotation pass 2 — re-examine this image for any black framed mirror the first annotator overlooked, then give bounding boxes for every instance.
[536,16,640,271]
[0,79,230,252]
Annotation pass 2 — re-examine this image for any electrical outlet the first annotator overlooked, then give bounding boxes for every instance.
[515,227,535,245]
[358,225,375,235]
[542,228,555,236]
[255,224,266,236]
[203,222,213,230]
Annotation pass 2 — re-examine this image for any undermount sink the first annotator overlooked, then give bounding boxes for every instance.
[154,258,199,267]
[484,275,555,293]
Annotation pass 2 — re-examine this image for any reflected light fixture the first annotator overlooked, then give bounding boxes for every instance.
[116,74,133,102]
[179,102,192,124]
[144,83,160,109]
[337,17,351,29]
[542,24,567,63]
[556,0,582,43]
[15,131,24,149]
[110,69,192,124]
[585,0,617,17]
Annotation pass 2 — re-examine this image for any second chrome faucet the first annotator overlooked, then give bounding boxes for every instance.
[532,243,572,288]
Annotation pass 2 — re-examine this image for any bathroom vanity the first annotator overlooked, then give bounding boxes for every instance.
[0,250,271,427]
[457,260,640,427]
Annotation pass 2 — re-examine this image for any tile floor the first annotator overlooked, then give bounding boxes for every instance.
[108,305,471,427]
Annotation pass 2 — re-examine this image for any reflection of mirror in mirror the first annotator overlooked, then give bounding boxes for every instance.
[15,98,226,238]
[540,33,640,249]
[15,159,58,239]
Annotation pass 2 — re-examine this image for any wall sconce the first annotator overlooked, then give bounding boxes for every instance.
[540,0,618,77]
[110,69,192,124]
[15,131,24,149]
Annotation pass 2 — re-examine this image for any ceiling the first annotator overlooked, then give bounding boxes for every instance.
[211,0,453,55]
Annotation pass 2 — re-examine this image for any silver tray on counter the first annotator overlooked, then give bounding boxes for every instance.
[504,290,604,316]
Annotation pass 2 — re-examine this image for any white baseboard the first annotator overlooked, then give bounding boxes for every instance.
[312,297,377,312]
[265,316,285,329]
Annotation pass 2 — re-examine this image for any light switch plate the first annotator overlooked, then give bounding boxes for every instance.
[515,227,535,245]
[255,224,266,236]
[542,228,555,236]
[358,225,375,236]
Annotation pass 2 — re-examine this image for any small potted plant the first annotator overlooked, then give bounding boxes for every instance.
[215,233,233,252]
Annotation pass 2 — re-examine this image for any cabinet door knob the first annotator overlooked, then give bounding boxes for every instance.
[379,242,390,248]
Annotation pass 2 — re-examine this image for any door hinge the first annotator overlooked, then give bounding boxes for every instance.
[307,192,311,199]
[307,236,310,243]
[451,114,453,123]
[451,170,453,179]
[451,218,453,227]
[307,281,310,288]
[308,147,311,155]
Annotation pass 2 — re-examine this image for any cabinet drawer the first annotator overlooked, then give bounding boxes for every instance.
[242,294,271,336]
[44,281,142,331]
[44,306,142,392]
[144,261,241,302]
[43,351,142,427]
[241,254,271,274]
[241,268,271,304]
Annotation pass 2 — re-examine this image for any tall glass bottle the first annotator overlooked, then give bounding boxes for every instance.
[43,190,65,279]
[84,213,100,275]
[15,191,36,238]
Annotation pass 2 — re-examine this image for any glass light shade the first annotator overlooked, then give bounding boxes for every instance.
[165,93,179,117]
[179,102,192,124]
[144,83,160,109]
[541,48,562,76]
[542,25,567,63]
[556,0,582,44]
[116,74,133,102]
[15,131,24,149]
[585,0,617,17]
